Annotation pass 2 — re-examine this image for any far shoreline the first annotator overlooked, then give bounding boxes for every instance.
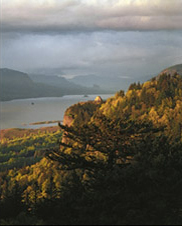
[0,92,114,102]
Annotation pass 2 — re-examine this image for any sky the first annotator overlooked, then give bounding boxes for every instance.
[1,0,182,79]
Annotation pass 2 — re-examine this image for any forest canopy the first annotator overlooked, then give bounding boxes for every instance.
[0,71,182,225]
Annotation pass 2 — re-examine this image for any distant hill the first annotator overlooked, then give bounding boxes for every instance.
[29,74,109,95]
[0,68,110,101]
[69,65,182,92]
[69,74,132,92]
[158,63,182,77]
[2,64,181,101]
[29,74,107,95]
[0,68,67,101]
[68,73,158,92]
[29,74,77,88]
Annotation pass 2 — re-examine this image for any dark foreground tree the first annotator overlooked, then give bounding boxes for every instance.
[44,113,182,225]
[47,113,162,171]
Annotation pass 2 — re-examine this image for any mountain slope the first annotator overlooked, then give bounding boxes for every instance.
[0,68,67,101]
[69,64,182,92]
[158,63,182,77]
[0,69,110,101]
[29,74,109,95]
[29,74,78,89]
[69,74,132,92]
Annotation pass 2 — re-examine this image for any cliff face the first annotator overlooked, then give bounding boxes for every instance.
[62,96,103,144]
[63,96,103,127]
[63,115,75,127]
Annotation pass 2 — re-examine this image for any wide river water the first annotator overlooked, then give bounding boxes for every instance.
[0,94,113,130]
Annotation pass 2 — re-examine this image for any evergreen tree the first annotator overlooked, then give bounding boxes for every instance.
[47,113,162,171]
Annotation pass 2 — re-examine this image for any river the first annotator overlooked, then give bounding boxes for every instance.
[0,94,113,130]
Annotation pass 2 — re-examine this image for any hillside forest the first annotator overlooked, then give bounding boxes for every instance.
[0,70,182,225]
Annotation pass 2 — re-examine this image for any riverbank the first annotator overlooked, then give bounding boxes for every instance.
[0,126,60,141]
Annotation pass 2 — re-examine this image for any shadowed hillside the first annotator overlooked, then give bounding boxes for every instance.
[0,68,64,101]
[0,68,110,101]
[29,74,110,95]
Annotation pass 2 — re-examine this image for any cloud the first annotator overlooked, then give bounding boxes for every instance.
[1,31,182,77]
[1,0,182,34]
[1,1,182,79]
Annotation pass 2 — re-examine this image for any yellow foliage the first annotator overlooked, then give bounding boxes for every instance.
[146,87,156,94]
[112,97,124,108]
[126,90,133,98]
[136,89,142,96]
[159,114,169,125]
[143,81,151,89]
[149,107,160,125]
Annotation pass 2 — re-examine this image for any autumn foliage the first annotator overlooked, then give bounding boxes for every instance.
[0,72,182,225]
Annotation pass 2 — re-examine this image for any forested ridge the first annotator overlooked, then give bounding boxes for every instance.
[0,70,182,225]
[101,72,182,140]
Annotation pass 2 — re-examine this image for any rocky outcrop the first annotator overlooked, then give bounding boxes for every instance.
[62,98,104,144]
[63,115,75,127]
[63,99,103,127]
[94,96,103,103]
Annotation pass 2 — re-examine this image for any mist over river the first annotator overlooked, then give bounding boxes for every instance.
[0,94,113,130]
